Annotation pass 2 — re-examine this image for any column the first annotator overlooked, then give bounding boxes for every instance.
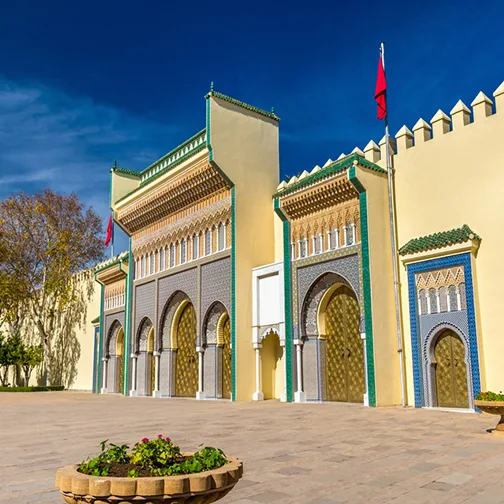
[196,347,205,400]
[130,353,138,396]
[153,351,161,398]
[351,223,356,244]
[335,229,340,249]
[326,231,331,251]
[280,343,287,402]
[252,343,264,400]
[101,358,108,394]
[294,340,305,402]
[361,332,369,406]
[343,226,348,247]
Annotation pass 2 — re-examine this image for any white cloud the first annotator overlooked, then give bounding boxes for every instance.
[0,77,188,252]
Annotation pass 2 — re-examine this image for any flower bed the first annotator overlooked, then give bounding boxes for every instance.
[476,391,504,401]
[474,391,504,438]
[56,435,243,503]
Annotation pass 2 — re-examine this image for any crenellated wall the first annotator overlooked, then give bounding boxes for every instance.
[389,81,504,403]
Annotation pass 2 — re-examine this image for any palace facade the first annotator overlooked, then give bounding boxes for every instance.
[93,81,504,409]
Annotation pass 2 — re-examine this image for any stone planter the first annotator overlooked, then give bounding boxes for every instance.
[55,455,243,503]
[474,400,504,437]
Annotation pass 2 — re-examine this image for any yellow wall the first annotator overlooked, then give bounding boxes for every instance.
[72,276,100,390]
[209,96,280,400]
[392,85,504,401]
[111,172,140,208]
[352,164,403,406]
[261,332,284,399]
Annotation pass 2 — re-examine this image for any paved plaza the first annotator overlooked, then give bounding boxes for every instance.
[1,392,504,503]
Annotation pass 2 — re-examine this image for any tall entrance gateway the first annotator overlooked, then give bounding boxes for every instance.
[325,285,364,403]
[434,329,469,408]
[175,303,198,397]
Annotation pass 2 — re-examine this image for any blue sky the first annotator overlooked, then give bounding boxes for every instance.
[1,1,503,254]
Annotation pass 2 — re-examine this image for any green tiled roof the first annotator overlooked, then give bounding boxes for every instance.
[91,316,100,324]
[398,225,480,256]
[207,90,280,122]
[273,153,386,198]
[94,251,130,274]
[111,166,141,177]
[139,129,207,186]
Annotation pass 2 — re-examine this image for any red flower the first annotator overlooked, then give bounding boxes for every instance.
[142,437,149,443]
[165,437,171,442]
[158,434,163,439]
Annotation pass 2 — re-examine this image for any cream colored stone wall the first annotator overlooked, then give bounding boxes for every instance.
[383,83,504,402]
[209,96,280,401]
[351,165,402,406]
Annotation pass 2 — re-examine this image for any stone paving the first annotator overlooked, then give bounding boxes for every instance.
[1,392,504,503]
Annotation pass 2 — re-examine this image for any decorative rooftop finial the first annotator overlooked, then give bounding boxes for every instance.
[210,81,215,92]
[271,107,275,114]
[113,160,118,169]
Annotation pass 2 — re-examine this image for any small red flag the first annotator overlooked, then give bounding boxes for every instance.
[105,215,113,247]
[375,55,387,120]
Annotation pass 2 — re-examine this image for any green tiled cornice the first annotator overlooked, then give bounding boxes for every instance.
[273,154,386,198]
[399,225,480,256]
[207,90,280,122]
[138,129,207,187]
[111,166,141,177]
[94,251,129,274]
[91,316,100,324]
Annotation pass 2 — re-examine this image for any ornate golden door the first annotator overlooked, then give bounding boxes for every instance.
[325,286,365,403]
[435,330,469,408]
[116,330,124,394]
[175,303,198,397]
[222,317,232,399]
[117,358,124,394]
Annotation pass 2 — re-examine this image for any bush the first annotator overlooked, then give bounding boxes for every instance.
[475,391,504,401]
[0,385,65,392]
[79,435,228,478]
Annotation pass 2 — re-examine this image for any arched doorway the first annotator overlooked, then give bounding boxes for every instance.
[221,315,232,399]
[105,320,123,394]
[116,328,124,394]
[136,318,154,397]
[433,329,469,408]
[325,285,364,403]
[261,330,283,400]
[175,303,198,397]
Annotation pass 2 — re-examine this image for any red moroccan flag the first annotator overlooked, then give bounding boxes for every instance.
[105,214,113,247]
[375,55,387,120]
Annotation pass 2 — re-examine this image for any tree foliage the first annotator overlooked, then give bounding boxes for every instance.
[0,189,104,384]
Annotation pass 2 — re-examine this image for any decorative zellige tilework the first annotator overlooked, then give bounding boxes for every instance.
[133,281,155,343]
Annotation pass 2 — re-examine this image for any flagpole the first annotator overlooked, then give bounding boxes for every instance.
[111,217,114,258]
[381,42,406,408]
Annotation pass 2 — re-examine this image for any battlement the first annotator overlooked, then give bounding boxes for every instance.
[352,80,504,166]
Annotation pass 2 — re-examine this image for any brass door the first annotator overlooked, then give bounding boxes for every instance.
[147,353,155,396]
[435,330,469,408]
[175,304,198,397]
[222,317,232,399]
[117,357,124,394]
[325,286,365,403]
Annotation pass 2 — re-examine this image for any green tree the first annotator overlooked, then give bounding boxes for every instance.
[0,189,105,384]
[0,333,23,386]
[18,342,44,386]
